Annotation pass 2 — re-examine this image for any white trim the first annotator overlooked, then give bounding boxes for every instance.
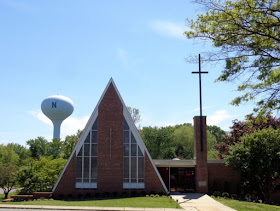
[75,182,97,189]
[123,183,144,189]
[123,107,168,193]
[53,78,114,192]
[75,112,98,155]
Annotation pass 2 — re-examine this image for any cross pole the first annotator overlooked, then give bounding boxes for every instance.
[192,54,208,152]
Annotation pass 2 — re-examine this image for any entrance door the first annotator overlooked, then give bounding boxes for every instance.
[170,167,195,192]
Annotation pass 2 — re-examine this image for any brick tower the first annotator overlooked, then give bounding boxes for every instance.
[193,116,208,193]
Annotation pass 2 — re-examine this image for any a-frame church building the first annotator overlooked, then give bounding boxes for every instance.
[53,78,168,196]
[53,78,243,198]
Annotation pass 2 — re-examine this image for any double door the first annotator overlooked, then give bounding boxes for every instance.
[170,167,195,192]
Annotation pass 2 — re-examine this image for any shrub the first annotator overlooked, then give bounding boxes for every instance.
[112,192,118,197]
[77,193,83,199]
[222,192,229,198]
[155,194,160,197]
[59,194,64,200]
[85,193,91,198]
[158,190,165,196]
[102,192,110,198]
[131,191,138,197]
[213,191,221,197]
[95,193,100,198]
[67,194,72,199]
[140,191,147,196]
[150,194,155,197]
[231,194,238,200]
[146,195,150,197]
[121,191,128,198]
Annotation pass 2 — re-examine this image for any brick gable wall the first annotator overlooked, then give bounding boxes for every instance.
[53,82,166,197]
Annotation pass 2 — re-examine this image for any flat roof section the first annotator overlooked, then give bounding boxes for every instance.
[153,159,196,167]
[153,159,225,167]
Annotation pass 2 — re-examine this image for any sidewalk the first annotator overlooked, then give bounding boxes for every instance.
[171,193,236,211]
[0,193,236,211]
[0,204,179,211]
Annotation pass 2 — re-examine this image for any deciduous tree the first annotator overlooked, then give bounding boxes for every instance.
[26,137,48,160]
[185,0,280,113]
[225,127,280,202]
[127,107,141,125]
[0,145,19,199]
[216,114,280,158]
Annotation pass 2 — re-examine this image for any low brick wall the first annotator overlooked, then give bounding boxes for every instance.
[33,192,52,199]
[10,195,33,201]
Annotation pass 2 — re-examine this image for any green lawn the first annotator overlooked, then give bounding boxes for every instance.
[0,194,180,209]
[214,197,280,211]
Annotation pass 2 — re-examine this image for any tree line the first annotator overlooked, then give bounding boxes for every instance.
[1,114,280,202]
[0,122,225,199]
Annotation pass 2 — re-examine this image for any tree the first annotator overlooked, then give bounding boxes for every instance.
[140,124,218,159]
[207,125,226,143]
[18,156,67,194]
[62,131,81,159]
[225,127,280,202]
[0,145,19,199]
[127,107,141,125]
[185,0,280,113]
[46,138,63,159]
[172,126,194,159]
[7,143,30,166]
[140,126,175,159]
[26,137,48,160]
[216,114,280,158]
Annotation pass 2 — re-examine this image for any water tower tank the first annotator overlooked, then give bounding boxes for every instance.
[41,95,74,139]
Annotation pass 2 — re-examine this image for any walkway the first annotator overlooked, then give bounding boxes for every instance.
[0,193,236,211]
[171,193,236,211]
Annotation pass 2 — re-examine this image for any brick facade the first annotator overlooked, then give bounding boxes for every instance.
[208,163,241,194]
[97,83,124,192]
[53,81,165,197]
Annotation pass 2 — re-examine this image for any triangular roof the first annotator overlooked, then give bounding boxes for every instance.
[53,78,168,193]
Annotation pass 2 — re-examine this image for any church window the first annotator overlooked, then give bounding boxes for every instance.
[76,118,98,188]
[123,118,145,189]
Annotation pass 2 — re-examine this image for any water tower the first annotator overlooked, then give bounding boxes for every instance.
[41,95,74,139]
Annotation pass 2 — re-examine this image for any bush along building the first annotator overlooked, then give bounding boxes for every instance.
[52,78,240,198]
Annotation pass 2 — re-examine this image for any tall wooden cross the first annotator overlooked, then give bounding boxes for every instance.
[192,54,208,151]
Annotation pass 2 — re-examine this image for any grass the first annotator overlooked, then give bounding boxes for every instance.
[0,194,181,209]
[213,196,280,211]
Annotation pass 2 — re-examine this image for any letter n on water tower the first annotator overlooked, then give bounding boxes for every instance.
[52,102,57,108]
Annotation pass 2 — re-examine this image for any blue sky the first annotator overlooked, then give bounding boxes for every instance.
[0,0,255,146]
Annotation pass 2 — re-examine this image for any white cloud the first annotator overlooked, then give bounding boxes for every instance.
[207,110,233,126]
[29,110,52,126]
[149,20,186,40]
[117,48,129,67]
[29,110,90,139]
